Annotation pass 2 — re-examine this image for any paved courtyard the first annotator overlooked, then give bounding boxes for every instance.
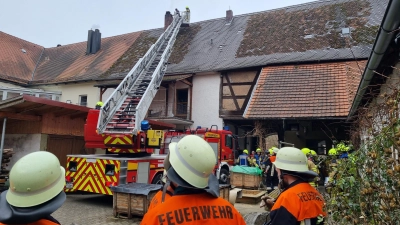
[52,193,266,225]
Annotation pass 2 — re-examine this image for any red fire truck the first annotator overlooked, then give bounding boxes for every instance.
[65,110,235,195]
[64,11,235,195]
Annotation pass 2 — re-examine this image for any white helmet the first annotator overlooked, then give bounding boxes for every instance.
[273,147,318,177]
[167,135,217,188]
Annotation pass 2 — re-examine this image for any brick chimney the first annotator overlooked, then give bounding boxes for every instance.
[226,9,233,23]
[164,11,173,30]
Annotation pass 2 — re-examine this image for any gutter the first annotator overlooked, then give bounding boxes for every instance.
[348,0,400,118]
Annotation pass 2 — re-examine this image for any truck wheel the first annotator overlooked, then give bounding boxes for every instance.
[219,168,229,184]
[151,173,163,185]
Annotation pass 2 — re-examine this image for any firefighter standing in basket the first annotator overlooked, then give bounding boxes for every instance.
[0,151,66,225]
[141,135,246,225]
[264,147,326,225]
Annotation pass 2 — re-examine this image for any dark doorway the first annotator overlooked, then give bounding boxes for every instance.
[176,89,188,118]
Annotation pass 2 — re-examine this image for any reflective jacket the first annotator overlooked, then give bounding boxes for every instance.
[148,189,173,211]
[268,181,326,225]
[238,154,248,166]
[0,219,60,225]
[141,191,246,225]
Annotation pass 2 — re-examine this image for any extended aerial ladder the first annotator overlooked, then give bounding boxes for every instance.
[97,11,186,153]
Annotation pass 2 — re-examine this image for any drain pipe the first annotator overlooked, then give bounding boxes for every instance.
[348,0,400,118]
[0,118,7,174]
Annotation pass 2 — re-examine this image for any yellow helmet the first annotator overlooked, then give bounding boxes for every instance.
[167,135,216,188]
[243,149,249,154]
[301,148,311,155]
[96,101,103,107]
[328,148,337,155]
[256,148,262,153]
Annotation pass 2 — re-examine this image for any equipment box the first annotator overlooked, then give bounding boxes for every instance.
[231,172,261,189]
[219,184,230,201]
[111,183,162,218]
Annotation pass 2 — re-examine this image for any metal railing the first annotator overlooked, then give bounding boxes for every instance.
[97,12,184,134]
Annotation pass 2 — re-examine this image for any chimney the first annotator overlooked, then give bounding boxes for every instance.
[226,9,233,23]
[164,11,173,30]
[86,29,102,54]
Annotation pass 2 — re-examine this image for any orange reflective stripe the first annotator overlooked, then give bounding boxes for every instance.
[271,182,326,221]
[270,156,276,163]
[142,193,246,225]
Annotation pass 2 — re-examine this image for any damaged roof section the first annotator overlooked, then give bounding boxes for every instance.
[244,61,367,119]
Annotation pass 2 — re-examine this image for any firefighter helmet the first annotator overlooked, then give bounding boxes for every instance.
[167,135,217,188]
[272,147,279,154]
[328,148,337,155]
[256,148,262,153]
[301,148,311,155]
[96,101,103,107]
[243,149,249,154]
[274,147,318,177]
[6,151,65,207]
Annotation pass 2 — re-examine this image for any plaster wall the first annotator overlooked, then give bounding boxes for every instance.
[34,81,100,108]
[192,74,223,129]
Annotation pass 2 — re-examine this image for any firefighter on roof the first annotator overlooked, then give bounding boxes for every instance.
[0,151,66,225]
[141,135,246,225]
[266,147,326,225]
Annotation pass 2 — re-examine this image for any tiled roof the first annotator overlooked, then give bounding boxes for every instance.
[32,31,142,84]
[0,32,44,84]
[165,0,386,74]
[0,0,388,84]
[244,61,367,118]
[98,0,387,80]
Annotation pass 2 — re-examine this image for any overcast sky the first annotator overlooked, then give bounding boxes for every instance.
[1,0,315,48]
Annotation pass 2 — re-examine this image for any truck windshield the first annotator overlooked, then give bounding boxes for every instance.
[225,135,233,149]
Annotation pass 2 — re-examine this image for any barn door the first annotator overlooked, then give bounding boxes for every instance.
[47,135,86,169]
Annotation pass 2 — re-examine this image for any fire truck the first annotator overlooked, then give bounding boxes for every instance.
[64,10,235,195]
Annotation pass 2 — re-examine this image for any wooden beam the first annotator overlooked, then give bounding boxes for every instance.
[224,74,240,110]
[241,69,261,110]
[100,87,107,101]
[179,79,192,87]
[16,104,47,113]
[0,112,41,121]
[222,82,254,86]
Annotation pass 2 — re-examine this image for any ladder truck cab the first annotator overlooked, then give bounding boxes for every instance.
[65,9,234,195]
[164,126,235,184]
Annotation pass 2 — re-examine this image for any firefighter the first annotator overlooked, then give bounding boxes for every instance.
[266,147,326,225]
[148,170,173,211]
[141,135,246,225]
[0,151,66,225]
[255,148,262,167]
[264,147,279,191]
[307,155,320,188]
[95,101,103,109]
[236,149,249,166]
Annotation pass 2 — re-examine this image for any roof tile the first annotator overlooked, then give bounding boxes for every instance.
[244,60,367,118]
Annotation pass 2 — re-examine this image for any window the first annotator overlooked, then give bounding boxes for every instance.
[225,134,233,149]
[79,95,87,106]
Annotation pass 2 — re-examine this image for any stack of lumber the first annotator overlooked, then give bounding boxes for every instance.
[0,148,13,192]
